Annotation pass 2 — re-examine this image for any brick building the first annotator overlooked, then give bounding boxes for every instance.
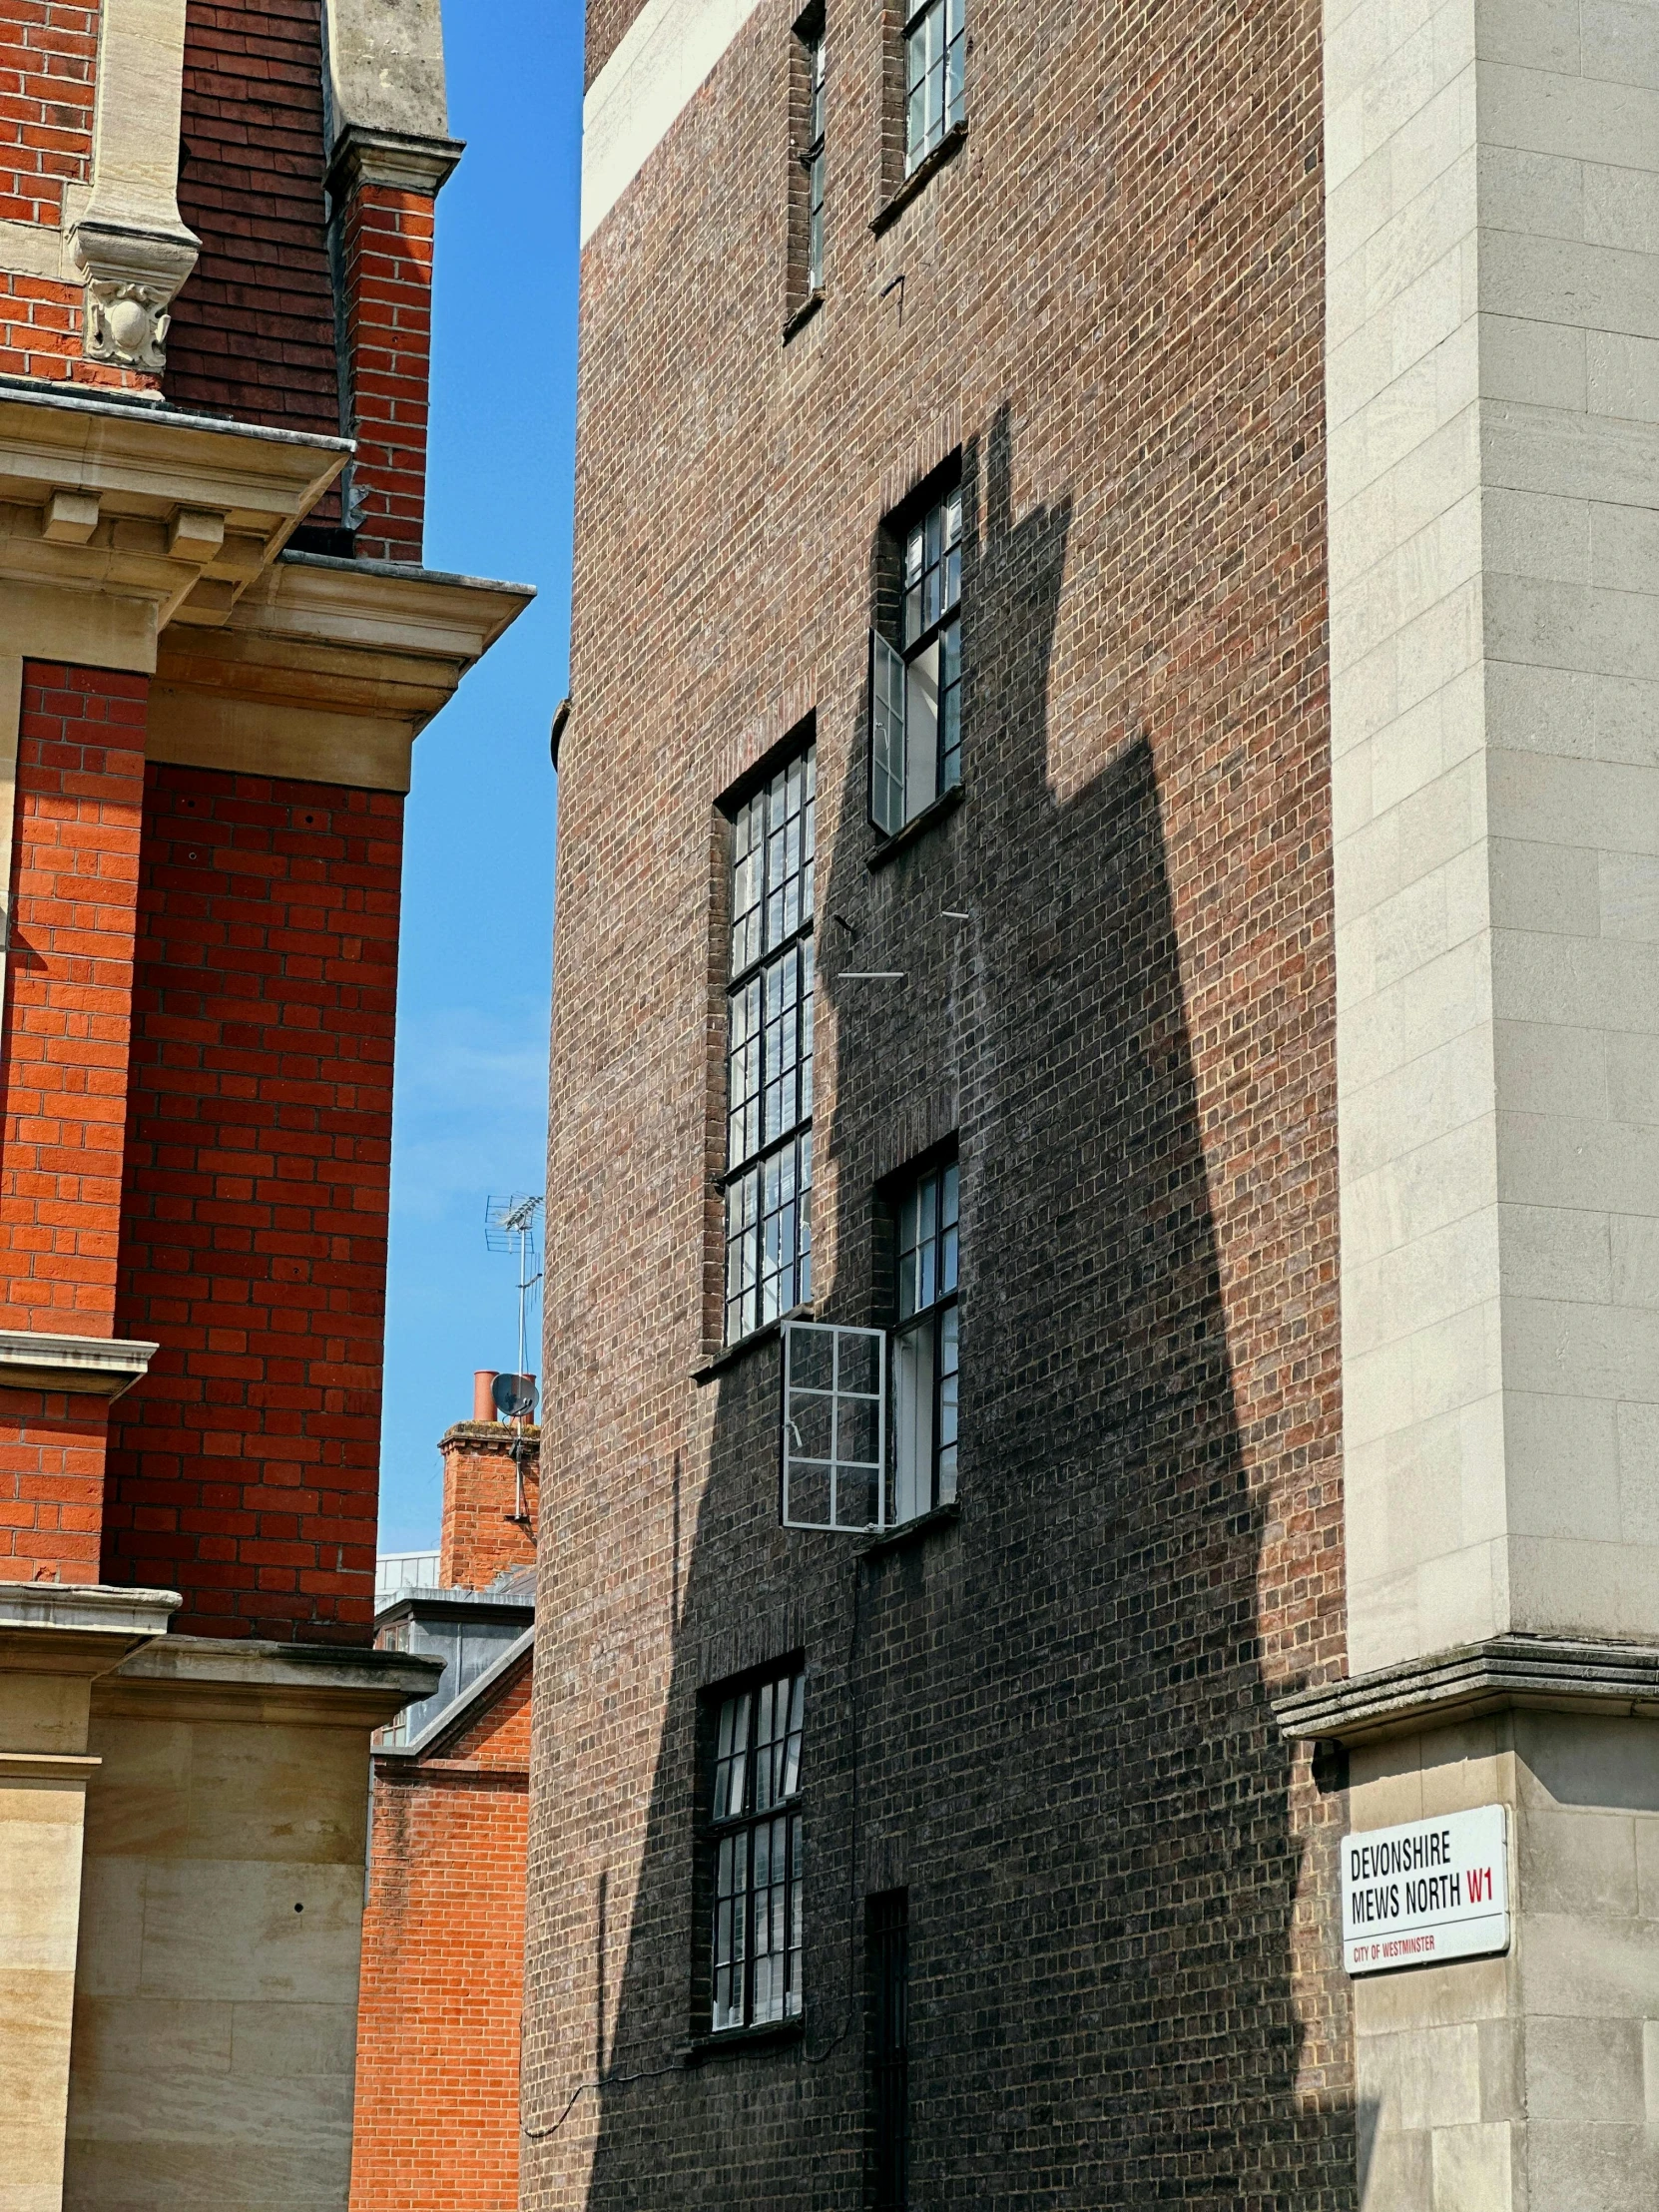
[530,0,1659,2206]
[0,3,526,2207]
[351,1385,538,2212]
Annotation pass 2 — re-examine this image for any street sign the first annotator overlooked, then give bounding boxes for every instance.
[1341,1805,1509,1976]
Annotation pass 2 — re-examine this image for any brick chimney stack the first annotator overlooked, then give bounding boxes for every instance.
[437,1378,538,1593]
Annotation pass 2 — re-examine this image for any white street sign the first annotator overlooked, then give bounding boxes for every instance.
[1342,1805,1509,1976]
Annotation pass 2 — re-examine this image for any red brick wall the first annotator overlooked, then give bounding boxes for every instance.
[0,0,148,388]
[101,762,403,1642]
[339,182,434,563]
[438,1426,539,1592]
[0,0,97,228]
[351,1659,532,2212]
[164,0,341,437]
[0,663,146,1585]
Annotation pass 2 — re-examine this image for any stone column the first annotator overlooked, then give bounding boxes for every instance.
[0,1584,177,2212]
[1294,0,1659,2202]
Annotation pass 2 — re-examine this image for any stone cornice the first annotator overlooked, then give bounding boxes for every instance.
[0,1582,180,1677]
[0,1330,158,1398]
[150,551,536,791]
[102,1633,446,1728]
[325,124,465,199]
[0,380,348,639]
[1274,1634,1659,1747]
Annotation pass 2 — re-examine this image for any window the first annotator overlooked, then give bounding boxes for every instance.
[801,20,827,294]
[726,748,816,1343]
[871,486,962,835]
[904,0,964,173]
[867,1890,909,2208]
[709,1668,805,2031]
[892,1159,958,1523]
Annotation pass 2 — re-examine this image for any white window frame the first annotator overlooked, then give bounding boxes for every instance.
[781,1321,887,1533]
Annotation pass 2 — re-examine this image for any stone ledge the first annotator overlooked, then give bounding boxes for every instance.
[1274,1634,1659,1747]
[0,1330,159,1399]
[101,1634,445,1729]
[0,1582,180,1677]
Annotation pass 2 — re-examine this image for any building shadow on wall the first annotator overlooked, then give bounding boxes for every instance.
[559,408,1357,2210]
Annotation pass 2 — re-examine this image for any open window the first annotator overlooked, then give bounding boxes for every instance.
[782,1322,885,1532]
[870,484,962,836]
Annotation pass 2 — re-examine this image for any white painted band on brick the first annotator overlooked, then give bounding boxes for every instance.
[580,0,766,246]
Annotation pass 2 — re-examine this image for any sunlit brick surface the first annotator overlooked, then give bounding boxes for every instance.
[350,1660,532,2212]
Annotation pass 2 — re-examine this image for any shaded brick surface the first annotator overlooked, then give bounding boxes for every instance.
[164,0,341,435]
[528,0,1352,2204]
[101,763,404,1642]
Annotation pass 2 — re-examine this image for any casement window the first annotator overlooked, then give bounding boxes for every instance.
[871,486,962,835]
[891,1158,958,1523]
[802,20,827,293]
[904,0,965,173]
[780,1155,959,1534]
[725,748,816,1344]
[708,1667,805,2031]
[867,1890,910,2209]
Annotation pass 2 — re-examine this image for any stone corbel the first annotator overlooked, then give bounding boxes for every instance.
[69,0,201,373]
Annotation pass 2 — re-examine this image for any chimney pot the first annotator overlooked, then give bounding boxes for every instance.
[473,1369,499,1423]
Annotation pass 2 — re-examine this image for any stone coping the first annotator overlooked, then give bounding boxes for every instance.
[1274,1634,1659,1746]
[0,1582,180,1637]
[0,1330,159,1399]
[116,1634,444,1700]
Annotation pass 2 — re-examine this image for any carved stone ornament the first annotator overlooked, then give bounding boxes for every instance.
[69,218,199,375]
[85,278,173,372]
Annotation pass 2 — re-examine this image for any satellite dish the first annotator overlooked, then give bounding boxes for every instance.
[492,1372,537,1422]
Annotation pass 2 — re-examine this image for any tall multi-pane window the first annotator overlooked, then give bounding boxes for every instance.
[892,1158,958,1522]
[726,749,816,1344]
[709,1668,805,2031]
[802,23,827,293]
[871,485,962,835]
[904,0,964,174]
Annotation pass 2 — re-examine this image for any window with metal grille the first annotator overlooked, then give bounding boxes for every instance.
[867,1889,909,2208]
[709,1668,806,2031]
[802,19,827,293]
[892,1158,958,1522]
[871,487,962,835]
[725,748,816,1344]
[904,0,964,173]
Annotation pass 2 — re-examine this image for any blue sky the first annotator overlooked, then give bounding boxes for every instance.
[377,0,585,1549]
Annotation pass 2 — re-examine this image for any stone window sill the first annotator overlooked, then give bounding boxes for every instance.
[859,1498,960,1559]
[867,783,963,869]
[784,289,824,344]
[684,2017,805,2063]
[870,123,968,236]
[692,1306,811,1385]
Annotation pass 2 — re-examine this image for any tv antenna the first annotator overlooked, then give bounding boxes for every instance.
[485,1194,544,1527]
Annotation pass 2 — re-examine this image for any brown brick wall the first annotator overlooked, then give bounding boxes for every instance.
[101,762,403,1642]
[582,0,651,91]
[528,0,1350,2203]
[164,0,341,436]
[350,1660,532,2212]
